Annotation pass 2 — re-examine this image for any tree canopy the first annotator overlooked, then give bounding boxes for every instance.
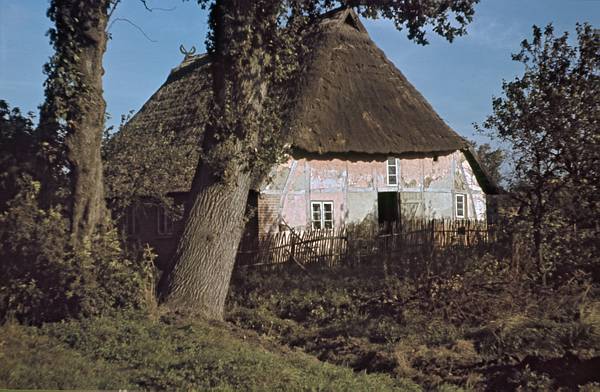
[482,23,599,281]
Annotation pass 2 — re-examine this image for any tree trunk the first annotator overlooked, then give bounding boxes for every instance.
[66,1,109,245]
[42,0,110,246]
[532,188,546,285]
[159,0,274,319]
[160,160,252,319]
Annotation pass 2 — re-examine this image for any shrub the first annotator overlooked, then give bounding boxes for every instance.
[227,254,600,390]
[0,178,154,324]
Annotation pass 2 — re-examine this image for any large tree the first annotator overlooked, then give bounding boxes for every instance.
[482,24,599,281]
[159,0,480,319]
[39,0,117,247]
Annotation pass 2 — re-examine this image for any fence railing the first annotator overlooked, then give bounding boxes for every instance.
[236,219,496,269]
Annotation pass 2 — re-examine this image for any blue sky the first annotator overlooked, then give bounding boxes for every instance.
[0,0,598,144]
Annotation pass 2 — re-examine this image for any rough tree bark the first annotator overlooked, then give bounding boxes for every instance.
[42,0,110,246]
[159,0,271,319]
[160,163,254,319]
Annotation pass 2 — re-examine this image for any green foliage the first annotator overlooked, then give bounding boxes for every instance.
[0,100,38,208]
[481,23,600,282]
[0,313,419,391]
[0,178,154,324]
[0,322,130,390]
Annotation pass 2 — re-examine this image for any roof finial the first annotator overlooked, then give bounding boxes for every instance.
[179,44,196,59]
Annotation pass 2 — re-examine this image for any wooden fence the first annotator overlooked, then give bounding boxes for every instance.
[236,219,496,269]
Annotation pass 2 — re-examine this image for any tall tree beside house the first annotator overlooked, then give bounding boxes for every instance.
[159,0,480,319]
[1,2,164,324]
[39,0,115,247]
[482,24,599,282]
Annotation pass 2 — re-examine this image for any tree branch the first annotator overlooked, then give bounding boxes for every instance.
[140,0,176,12]
[108,0,121,20]
[107,17,157,42]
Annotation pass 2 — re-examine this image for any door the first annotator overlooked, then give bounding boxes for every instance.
[377,192,399,225]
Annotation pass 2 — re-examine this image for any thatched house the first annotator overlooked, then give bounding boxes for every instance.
[118,8,497,261]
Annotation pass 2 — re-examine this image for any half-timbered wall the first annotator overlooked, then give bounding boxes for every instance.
[257,151,486,234]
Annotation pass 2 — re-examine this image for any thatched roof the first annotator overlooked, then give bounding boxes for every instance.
[120,8,496,192]
[127,8,467,155]
[289,8,467,155]
[124,53,211,145]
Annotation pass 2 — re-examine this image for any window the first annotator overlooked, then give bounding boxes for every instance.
[387,157,398,186]
[311,201,334,229]
[157,205,174,236]
[455,194,466,219]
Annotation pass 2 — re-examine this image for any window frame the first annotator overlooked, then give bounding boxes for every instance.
[157,205,174,236]
[386,157,398,186]
[455,193,467,219]
[310,201,334,229]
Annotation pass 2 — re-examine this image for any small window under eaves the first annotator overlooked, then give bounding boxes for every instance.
[387,157,398,186]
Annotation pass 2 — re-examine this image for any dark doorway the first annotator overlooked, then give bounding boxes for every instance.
[243,190,259,239]
[377,192,399,225]
[236,190,259,267]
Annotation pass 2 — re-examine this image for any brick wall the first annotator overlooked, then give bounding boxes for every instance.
[258,194,280,234]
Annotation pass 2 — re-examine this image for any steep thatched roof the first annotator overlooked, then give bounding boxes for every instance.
[126,8,467,156]
[289,8,467,155]
[124,53,211,144]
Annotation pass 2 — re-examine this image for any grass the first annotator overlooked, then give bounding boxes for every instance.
[0,312,421,391]
[2,255,598,391]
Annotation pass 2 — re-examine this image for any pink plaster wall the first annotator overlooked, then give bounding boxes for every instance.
[258,151,487,233]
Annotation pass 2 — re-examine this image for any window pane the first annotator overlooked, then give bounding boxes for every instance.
[387,158,398,185]
[456,195,465,217]
[324,203,333,227]
[311,202,322,229]
[158,207,163,233]
[127,206,138,235]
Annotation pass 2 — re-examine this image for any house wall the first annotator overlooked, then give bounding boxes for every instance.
[122,203,181,269]
[257,151,486,234]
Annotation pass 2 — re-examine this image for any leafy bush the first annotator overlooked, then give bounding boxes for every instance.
[0,178,155,324]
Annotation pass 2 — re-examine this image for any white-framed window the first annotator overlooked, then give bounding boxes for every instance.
[455,194,467,219]
[311,201,334,229]
[157,205,174,236]
[387,157,398,186]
